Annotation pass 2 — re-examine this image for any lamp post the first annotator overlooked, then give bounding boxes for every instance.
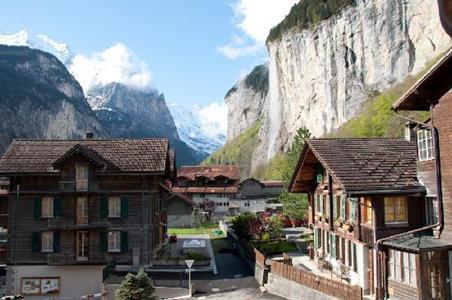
[185,259,194,296]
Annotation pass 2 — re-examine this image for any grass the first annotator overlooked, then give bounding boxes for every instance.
[253,240,298,256]
[202,121,261,178]
[168,226,226,239]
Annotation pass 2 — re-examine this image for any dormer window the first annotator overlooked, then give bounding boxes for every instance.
[76,165,89,191]
[417,129,434,161]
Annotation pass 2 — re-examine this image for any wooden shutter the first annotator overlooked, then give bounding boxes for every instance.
[331,233,336,259]
[340,194,346,220]
[333,196,337,220]
[121,231,129,253]
[100,195,108,218]
[53,231,60,253]
[33,197,41,219]
[121,196,129,218]
[54,196,62,217]
[32,232,41,252]
[319,195,323,214]
[99,231,107,252]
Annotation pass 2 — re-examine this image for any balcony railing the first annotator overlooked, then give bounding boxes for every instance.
[47,253,107,265]
[59,181,99,193]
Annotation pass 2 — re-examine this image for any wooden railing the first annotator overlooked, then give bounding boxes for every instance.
[255,248,266,267]
[270,260,362,300]
[47,253,106,265]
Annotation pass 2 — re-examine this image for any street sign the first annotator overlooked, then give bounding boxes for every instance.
[185,259,194,269]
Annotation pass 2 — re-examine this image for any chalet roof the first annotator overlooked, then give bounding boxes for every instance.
[0,139,169,175]
[177,165,240,181]
[383,232,452,252]
[289,138,423,194]
[393,48,452,111]
[172,186,238,194]
[261,181,284,188]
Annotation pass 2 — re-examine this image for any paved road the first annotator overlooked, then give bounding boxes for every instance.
[192,251,284,300]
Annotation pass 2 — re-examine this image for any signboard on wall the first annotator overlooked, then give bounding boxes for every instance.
[22,277,60,295]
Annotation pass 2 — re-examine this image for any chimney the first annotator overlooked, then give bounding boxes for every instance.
[404,122,417,142]
[86,132,94,140]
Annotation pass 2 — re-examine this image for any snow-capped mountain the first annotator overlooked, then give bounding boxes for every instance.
[0,30,73,65]
[169,103,226,155]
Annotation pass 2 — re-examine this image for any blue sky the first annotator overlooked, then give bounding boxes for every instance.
[0,0,297,110]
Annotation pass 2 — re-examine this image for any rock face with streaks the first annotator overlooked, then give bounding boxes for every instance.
[225,0,451,173]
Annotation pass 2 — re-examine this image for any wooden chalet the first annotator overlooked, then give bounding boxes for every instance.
[0,137,174,299]
[289,138,426,298]
[172,165,240,220]
[387,48,452,300]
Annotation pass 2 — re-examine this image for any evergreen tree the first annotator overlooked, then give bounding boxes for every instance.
[283,126,311,183]
[115,269,157,300]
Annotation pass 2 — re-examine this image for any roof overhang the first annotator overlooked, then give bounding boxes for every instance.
[393,48,452,111]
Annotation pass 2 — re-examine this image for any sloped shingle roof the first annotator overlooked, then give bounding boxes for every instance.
[177,165,240,181]
[0,139,169,174]
[291,138,423,194]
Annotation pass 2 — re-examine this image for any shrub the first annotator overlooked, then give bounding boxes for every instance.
[115,269,157,300]
[231,212,257,239]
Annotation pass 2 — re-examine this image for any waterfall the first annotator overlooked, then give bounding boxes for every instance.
[266,51,281,162]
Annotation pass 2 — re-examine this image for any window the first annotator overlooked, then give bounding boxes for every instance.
[76,197,88,224]
[41,197,54,218]
[428,265,443,299]
[385,197,407,224]
[417,129,434,161]
[389,249,417,285]
[426,197,438,225]
[76,165,89,191]
[324,195,329,218]
[108,231,121,252]
[41,231,53,252]
[108,197,121,217]
[349,198,357,224]
[76,231,89,261]
[362,197,373,225]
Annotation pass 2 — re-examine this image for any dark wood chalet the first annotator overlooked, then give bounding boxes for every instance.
[289,138,426,298]
[0,138,174,298]
[388,48,452,300]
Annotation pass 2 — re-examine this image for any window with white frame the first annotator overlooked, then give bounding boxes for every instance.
[41,197,54,218]
[108,197,121,217]
[76,165,89,191]
[389,249,416,285]
[108,231,121,252]
[417,129,434,161]
[41,231,54,252]
[426,197,438,225]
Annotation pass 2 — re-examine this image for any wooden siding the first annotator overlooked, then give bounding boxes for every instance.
[433,91,452,242]
[7,154,168,266]
[388,279,419,300]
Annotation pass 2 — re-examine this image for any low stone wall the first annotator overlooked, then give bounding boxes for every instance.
[266,273,334,300]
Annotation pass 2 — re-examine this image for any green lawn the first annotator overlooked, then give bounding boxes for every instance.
[253,240,298,256]
[168,227,226,239]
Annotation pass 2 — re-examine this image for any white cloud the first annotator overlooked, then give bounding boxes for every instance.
[198,102,228,139]
[218,0,298,59]
[69,43,152,93]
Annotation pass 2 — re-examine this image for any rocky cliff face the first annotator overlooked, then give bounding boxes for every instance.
[87,83,205,165]
[0,45,105,153]
[226,0,451,173]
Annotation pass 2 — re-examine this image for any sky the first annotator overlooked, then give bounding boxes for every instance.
[0,0,297,115]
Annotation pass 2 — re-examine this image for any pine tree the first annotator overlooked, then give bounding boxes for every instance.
[115,269,157,300]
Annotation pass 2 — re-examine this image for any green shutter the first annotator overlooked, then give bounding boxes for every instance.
[333,196,337,220]
[319,195,323,214]
[352,243,357,272]
[100,195,108,218]
[32,232,41,252]
[121,231,128,253]
[350,198,356,223]
[121,196,129,218]
[340,194,346,220]
[99,231,107,252]
[53,231,60,253]
[331,234,336,259]
[314,229,319,248]
[54,196,61,217]
[33,197,41,219]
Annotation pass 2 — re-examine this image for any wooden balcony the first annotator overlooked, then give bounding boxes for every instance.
[59,181,99,193]
[360,224,374,247]
[47,218,105,230]
[47,253,107,265]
